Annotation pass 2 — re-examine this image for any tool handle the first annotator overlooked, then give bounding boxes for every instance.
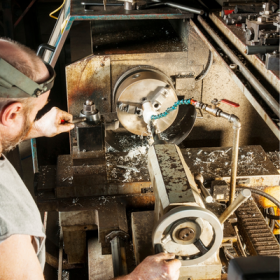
[61,117,87,124]
[154,244,164,254]
[221,99,240,107]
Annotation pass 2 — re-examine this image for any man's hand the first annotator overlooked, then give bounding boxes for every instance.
[27,107,75,139]
[117,253,181,280]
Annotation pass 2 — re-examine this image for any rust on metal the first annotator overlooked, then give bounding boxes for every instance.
[37,193,155,212]
[66,55,111,117]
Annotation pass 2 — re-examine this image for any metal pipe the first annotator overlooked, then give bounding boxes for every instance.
[148,0,204,14]
[195,174,213,203]
[219,112,241,204]
[193,101,241,204]
[246,45,279,55]
[197,16,280,118]
[164,2,204,15]
[219,189,251,224]
[228,115,241,205]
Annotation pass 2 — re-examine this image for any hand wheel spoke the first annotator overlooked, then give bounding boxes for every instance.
[193,238,209,255]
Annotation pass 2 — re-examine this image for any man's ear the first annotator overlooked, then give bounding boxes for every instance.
[1,102,23,126]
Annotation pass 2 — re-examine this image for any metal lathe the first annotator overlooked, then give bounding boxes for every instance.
[35,0,280,279]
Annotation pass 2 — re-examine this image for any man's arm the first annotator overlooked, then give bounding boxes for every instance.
[25,107,75,139]
[114,253,181,280]
[0,234,44,280]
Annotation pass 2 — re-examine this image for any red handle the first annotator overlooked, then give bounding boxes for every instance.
[223,9,234,16]
[61,119,66,124]
[221,99,240,107]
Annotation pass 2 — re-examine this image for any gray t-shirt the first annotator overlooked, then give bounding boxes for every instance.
[0,155,46,268]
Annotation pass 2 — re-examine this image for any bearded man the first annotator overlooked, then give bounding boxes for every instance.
[0,39,181,280]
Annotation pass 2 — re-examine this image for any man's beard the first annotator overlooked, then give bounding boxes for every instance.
[2,109,32,153]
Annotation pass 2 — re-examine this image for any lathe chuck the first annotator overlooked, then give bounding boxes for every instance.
[114,66,178,136]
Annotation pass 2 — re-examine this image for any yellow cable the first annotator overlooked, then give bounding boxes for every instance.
[49,0,66,20]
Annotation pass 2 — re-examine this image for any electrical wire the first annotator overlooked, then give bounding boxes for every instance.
[269,207,276,231]
[266,213,280,220]
[236,186,280,209]
[195,50,213,81]
[49,0,66,20]
[223,247,235,260]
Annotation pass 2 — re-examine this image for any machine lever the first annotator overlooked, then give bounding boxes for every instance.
[195,174,213,203]
[220,99,240,107]
[219,189,251,224]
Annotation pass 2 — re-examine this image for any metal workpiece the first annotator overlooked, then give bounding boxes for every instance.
[122,0,135,10]
[114,67,178,136]
[79,100,101,123]
[196,16,280,119]
[152,206,223,266]
[194,174,213,203]
[219,189,251,224]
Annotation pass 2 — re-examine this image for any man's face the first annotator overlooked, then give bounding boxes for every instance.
[1,104,33,152]
[1,61,51,153]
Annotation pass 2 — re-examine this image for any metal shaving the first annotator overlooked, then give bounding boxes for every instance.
[187,147,272,178]
[267,151,280,170]
[106,145,149,182]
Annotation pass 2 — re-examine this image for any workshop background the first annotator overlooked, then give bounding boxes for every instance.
[0,0,279,280]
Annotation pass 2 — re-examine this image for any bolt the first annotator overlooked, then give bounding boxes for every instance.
[86,100,93,105]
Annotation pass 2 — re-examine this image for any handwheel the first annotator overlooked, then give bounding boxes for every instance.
[152,206,223,266]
